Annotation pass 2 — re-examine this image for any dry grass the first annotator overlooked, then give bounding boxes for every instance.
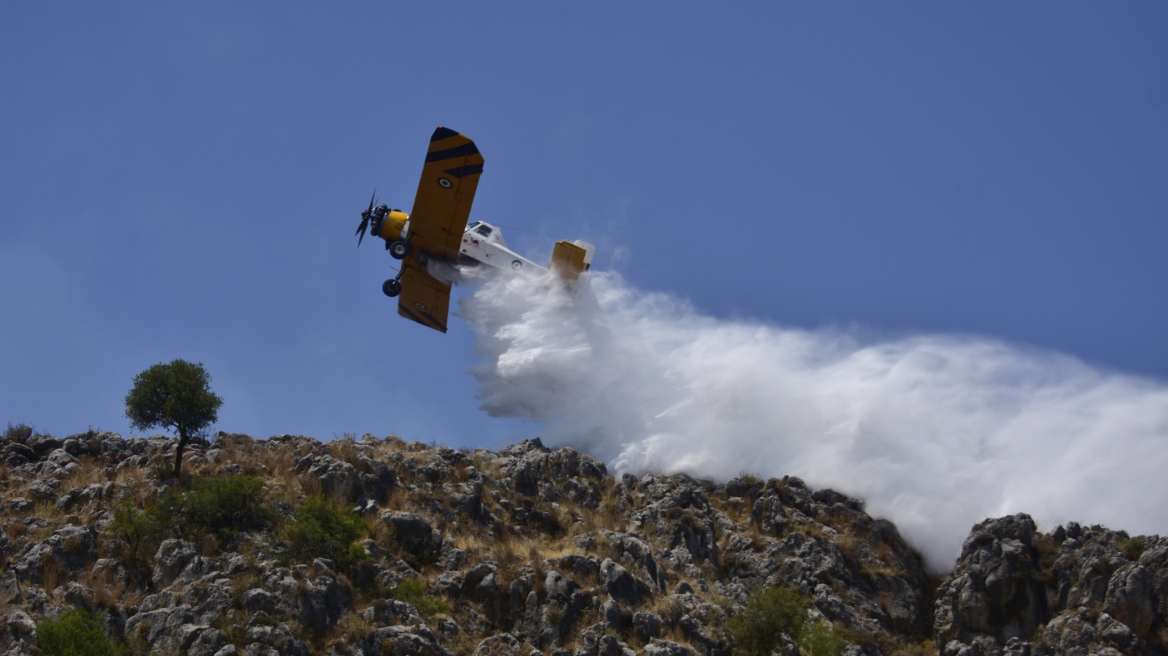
[217,435,241,466]
[366,516,398,556]
[86,566,133,610]
[874,634,938,656]
[382,485,406,511]
[374,435,407,453]
[450,528,484,554]
[41,551,59,591]
[229,571,263,606]
[28,520,61,542]
[33,500,66,521]
[577,504,617,534]
[454,461,472,483]
[62,458,108,491]
[861,563,901,580]
[259,444,296,474]
[113,467,157,508]
[795,521,832,543]
[445,628,480,655]
[4,520,27,540]
[300,473,323,497]
[215,608,250,648]
[470,452,501,478]
[114,464,148,486]
[329,439,360,466]
[859,539,903,579]
[329,612,377,650]
[837,534,860,566]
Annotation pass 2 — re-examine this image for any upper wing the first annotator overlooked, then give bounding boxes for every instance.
[397,264,452,333]
[407,127,485,261]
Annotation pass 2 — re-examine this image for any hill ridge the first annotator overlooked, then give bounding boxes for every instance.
[0,429,1164,656]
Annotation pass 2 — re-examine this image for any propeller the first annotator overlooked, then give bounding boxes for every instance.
[356,189,376,247]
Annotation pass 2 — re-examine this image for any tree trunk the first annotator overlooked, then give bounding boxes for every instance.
[174,429,188,482]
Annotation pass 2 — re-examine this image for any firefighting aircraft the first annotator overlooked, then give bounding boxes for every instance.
[355,127,595,333]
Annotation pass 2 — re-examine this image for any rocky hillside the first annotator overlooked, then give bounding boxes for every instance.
[0,428,1164,656]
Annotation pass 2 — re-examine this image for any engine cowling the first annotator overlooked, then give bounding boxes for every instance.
[377,210,409,242]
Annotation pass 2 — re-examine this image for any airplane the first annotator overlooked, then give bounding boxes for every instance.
[355,126,595,333]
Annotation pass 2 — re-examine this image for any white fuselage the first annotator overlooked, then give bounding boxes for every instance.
[458,221,546,274]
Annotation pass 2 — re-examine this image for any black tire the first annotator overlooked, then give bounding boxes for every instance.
[382,279,402,297]
[389,241,412,260]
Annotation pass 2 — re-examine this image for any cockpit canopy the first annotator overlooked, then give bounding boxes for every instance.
[465,221,507,246]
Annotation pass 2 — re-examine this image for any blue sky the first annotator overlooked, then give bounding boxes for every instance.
[3,3,1166,450]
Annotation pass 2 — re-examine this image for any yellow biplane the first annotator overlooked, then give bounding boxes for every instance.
[355,127,594,333]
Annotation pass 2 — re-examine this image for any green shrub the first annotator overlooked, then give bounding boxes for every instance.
[1120,536,1146,561]
[160,474,275,542]
[109,500,168,565]
[124,474,274,549]
[728,586,809,656]
[798,619,848,656]
[181,474,273,538]
[728,585,851,656]
[36,608,128,656]
[392,578,449,618]
[282,495,367,570]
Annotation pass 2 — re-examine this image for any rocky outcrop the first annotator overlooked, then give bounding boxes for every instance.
[935,515,1168,656]
[0,428,1162,656]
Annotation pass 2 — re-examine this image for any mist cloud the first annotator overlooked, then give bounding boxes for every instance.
[459,271,1168,570]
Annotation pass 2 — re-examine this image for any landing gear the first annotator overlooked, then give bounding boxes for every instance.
[382,279,402,297]
[388,240,413,260]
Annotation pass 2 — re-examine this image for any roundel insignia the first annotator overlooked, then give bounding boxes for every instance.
[414,302,428,310]
[511,260,523,269]
[437,177,453,189]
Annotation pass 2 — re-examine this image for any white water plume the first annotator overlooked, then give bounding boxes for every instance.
[458,270,1168,570]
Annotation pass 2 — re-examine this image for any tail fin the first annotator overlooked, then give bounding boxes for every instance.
[550,240,596,281]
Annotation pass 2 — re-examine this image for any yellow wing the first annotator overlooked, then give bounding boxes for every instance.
[407,127,485,261]
[397,264,451,333]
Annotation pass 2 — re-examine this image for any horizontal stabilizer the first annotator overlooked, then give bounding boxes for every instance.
[550,240,595,281]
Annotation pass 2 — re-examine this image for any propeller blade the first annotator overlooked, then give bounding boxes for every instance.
[356,188,377,247]
[356,218,369,246]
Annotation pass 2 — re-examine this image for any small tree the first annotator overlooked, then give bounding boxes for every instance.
[124,359,222,480]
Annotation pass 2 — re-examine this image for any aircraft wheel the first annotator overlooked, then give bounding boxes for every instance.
[382,279,402,297]
[389,241,412,260]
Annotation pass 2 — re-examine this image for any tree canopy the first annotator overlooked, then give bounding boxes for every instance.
[124,359,222,479]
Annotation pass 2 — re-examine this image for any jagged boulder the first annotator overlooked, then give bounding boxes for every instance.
[11,525,99,586]
[366,624,442,656]
[599,558,641,607]
[474,633,524,656]
[644,638,696,656]
[1104,563,1155,638]
[380,511,443,562]
[494,438,607,508]
[153,539,198,588]
[936,517,1168,656]
[125,605,198,655]
[263,565,353,633]
[934,514,1047,649]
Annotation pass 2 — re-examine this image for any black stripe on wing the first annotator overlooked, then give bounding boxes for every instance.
[431,127,460,142]
[443,164,484,178]
[426,142,480,163]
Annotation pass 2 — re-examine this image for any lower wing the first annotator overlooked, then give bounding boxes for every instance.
[396,262,452,333]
